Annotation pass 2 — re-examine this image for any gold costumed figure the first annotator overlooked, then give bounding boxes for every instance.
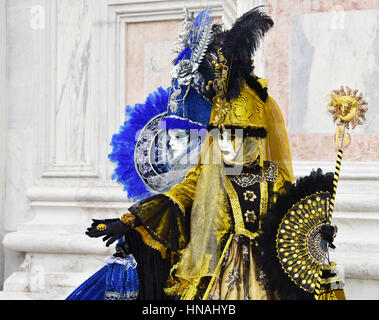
[79,7,368,301]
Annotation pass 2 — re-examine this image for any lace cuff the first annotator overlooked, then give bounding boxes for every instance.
[104,255,138,270]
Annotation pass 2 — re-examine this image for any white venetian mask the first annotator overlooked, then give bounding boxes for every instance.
[217,129,243,164]
[168,129,190,161]
[217,129,261,166]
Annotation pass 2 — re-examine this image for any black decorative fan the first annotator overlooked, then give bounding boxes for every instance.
[258,87,368,300]
[276,191,330,294]
[257,169,334,300]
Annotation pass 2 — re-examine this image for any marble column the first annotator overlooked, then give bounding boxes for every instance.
[0,0,7,289]
[1,0,119,299]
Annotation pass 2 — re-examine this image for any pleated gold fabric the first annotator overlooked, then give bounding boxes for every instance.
[205,235,269,300]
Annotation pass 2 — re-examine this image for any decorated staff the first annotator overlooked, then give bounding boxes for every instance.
[326,86,368,222]
[258,86,368,300]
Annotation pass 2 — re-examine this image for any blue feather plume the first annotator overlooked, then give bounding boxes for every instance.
[108,87,170,201]
[190,8,212,46]
[174,46,192,65]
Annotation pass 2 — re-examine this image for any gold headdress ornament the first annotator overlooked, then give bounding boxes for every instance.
[205,49,294,183]
[208,50,266,130]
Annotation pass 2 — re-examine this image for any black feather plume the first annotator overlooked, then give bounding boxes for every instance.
[197,7,273,104]
[221,6,274,101]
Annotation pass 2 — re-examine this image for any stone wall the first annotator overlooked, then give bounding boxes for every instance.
[0,0,240,300]
[264,0,379,299]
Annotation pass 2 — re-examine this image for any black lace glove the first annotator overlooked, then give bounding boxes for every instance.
[320,224,337,249]
[85,218,131,247]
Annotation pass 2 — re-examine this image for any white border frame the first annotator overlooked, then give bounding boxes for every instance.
[0,0,8,288]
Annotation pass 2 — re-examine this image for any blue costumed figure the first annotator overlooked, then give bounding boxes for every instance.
[66,8,215,300]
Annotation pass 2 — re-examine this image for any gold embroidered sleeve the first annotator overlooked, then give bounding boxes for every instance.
[128,194,189,255]
[164,165,202,212]
[126,165,201,256]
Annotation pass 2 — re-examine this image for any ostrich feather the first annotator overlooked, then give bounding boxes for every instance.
[220,6,274,100]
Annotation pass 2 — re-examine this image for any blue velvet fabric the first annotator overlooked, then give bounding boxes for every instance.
[163,83,213,130]
[66,252,139,300]
[66,266,107,300]
[104,256,139,300]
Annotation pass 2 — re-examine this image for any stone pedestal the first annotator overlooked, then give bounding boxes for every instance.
[1,186,129,299]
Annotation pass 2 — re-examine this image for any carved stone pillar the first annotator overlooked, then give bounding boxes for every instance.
[0,0,121,299]
[0,0,7,290]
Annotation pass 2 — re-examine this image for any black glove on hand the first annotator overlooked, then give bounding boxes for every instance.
[85,218,119,237]
[320,224,337,249]
[85,218,130,247]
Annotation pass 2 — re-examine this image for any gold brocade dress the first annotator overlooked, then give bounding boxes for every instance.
[206,234,269,300]
[204,162,279,300]
[129,159,284,300]
[128,159,345,300]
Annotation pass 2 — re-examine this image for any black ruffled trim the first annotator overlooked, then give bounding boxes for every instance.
[207,124,267,138]
[245,76,268,103]
[256,169,334,300]
[124,229,174,300]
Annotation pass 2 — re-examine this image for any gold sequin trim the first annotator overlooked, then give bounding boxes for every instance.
[96,223,106,231]
[134,226,167,259]
[259,181,268,229]
[120,213,136,226]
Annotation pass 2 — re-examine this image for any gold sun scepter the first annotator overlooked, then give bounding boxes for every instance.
[326,86,368,223]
